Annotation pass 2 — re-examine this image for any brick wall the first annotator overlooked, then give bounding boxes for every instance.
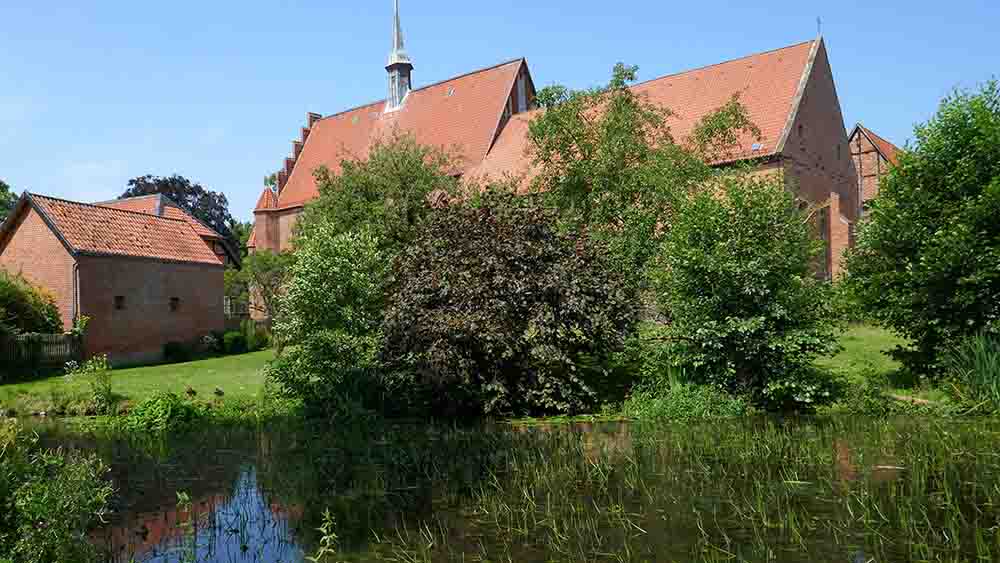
[0,207,76,329]
[780,40,858,278]
[77,256,224,365]
[850,130,890,215]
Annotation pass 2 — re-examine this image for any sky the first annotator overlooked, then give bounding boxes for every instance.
[1,1,997,221]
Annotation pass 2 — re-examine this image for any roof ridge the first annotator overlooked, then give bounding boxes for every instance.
[630,39,816,90]
[858,123,898,149]
[29,193,191,225]
[91,193,160,205]
[319,58,526,122]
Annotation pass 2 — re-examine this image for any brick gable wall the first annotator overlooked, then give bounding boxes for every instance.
[779,41,858,279]
[0,207,76,329]
[77,256,224,365]
[850,131,891,215]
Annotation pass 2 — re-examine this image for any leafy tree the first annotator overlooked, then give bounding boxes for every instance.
[653,173,839,410]
[268,226,389,417]
[845,81,1000,374]
[0,180,17,223]
[227,220,254,259]
[382,189,639,416]
[297,133,458,255]
[527,63,759,285]
[224,250,295,322]
[121,174,236,247]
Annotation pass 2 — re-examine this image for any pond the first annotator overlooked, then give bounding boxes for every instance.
[30,416,1000,562]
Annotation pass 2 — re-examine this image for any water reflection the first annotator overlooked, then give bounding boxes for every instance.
[26,417,1000,563]
[103,467,304,562]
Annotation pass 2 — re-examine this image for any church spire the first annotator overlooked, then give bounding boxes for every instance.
[386,0,413,111]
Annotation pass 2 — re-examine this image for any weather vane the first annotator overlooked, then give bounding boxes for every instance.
[817,16,822,36]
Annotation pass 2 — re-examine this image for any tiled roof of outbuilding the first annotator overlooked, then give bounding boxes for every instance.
[28,194,223,265]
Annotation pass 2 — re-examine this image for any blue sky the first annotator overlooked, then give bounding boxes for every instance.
[1,1,996,221]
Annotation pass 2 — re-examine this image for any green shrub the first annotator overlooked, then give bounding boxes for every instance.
[124,392,203,432]
[759,367,844,412]
[383,189,639,416]
[944,332,1000,412]
[652,173,839,411]
[0,271,61,335]
[622,383,752,421]
[223,331,247,355]
[829,372,896,416]
[0,421,113,563]
[163,341,193,363]
[66,355,116,415]
[845,81,1000,374]
[269,227,388,417]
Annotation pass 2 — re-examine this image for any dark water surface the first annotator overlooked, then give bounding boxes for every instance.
[30,417,1000,562]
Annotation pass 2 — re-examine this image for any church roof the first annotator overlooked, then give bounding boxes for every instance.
[470,39,819,181]
[260,38,823,212]
[272,59,526,210]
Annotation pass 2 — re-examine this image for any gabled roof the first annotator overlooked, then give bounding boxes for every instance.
[850,124,901,166]
[2,194,223,266]
[471,39,820,181]
[96,194,224,240]
[271,59,527,210]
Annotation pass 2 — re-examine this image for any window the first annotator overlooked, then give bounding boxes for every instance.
[114,296,125,310]
[169,297,180,312]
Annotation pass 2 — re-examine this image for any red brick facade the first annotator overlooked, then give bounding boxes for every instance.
[0,194,225,365]
[849,124,900,218]
[76,256,223,365]
[778,40,857,278]
[0,207,76,329]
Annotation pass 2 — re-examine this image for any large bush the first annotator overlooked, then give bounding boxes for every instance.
[268,226,389,416]
[845,81,1000,374]
[652,173,839,409]
[382,189,639,416]
[0,421,113,563]
[0,271,61,336]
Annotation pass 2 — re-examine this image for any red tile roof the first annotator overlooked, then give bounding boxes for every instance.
[246,225,257,249]
[856,124,901,166]
[255,187,278,210]
[28,194,223,265]
[98,194,224,240]
[472,40,818,181]
[261,39,821,211]
[272,59,525,210]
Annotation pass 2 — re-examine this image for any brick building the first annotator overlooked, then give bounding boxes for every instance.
[0,193,227,365]
[250,2,858,278]
[849,123,901,217]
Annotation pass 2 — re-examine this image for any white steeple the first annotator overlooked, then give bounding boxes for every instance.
[386,0,413,111]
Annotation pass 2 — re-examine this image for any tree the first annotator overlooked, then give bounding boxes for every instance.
[267,226,389,417]
[0,180,17,223]
[382,189,639,416]
[845,81,1000,374]
[227,220,254,259]
[296,132,458,256]
[121,175,236,247]
[527,63,759,286]
[653,173,839,410]
[224,250,295,321]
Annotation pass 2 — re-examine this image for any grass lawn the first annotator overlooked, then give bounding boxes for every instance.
[818,324,907,383]
[0,350,274,413]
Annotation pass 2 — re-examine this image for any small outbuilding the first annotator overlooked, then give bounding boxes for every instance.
[0,193,227,365]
